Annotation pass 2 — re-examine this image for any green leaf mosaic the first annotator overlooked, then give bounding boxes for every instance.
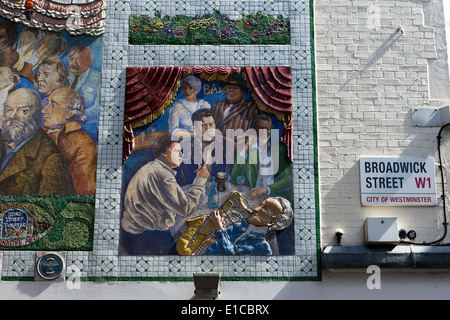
[0,196,94,251]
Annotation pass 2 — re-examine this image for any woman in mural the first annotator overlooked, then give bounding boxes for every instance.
[13,27,42,82]
[120,134,209,254]
[168,74,211,139]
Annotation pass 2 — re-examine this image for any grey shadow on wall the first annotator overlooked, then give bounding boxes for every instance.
[16,279,53,298]
[340,29,403,91]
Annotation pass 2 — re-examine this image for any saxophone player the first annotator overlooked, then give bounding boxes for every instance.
[201,196,293,255]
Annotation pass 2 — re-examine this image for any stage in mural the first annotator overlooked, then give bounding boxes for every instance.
[0,18,102,250]
[120,67,294,256]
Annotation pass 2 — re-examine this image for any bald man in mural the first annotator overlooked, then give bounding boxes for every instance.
[42,87,97,196]
[0,88,74,195]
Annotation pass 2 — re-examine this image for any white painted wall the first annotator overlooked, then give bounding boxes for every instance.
[316,0,450,247]
[4,270,450,300]
[444,0,450,80]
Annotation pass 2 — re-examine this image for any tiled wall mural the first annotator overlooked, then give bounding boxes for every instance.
[121,67,294,256]
[0,0,319,281]
[0,16,102,251]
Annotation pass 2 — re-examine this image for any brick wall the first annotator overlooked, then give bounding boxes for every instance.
[315,0,450,246]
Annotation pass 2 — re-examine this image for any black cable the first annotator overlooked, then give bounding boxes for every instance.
[399,122,450,245]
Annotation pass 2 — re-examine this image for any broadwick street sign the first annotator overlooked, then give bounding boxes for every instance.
[360,156,437,206]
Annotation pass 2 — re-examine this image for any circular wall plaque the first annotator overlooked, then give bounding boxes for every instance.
[36,253,64,280]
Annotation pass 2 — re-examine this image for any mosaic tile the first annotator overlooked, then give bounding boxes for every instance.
[1,0,320,282]
[0,16,103,252]
[129,10,290,45]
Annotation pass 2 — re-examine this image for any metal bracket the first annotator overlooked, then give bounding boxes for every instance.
[193,273,221,299]
[412,106,450,127]
[412,108,441,127]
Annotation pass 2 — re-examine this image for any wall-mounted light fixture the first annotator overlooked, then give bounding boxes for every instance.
[407,230,417,240]
[398,229,407,240]
[193,273,221,300]
[335,228,343,246]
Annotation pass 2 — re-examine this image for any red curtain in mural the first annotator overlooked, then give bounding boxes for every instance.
[123,67,182,162]
[242,67,293,161]
[125,66,182,120]
[123,66,293,163]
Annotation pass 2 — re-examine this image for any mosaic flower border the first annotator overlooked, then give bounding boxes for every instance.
[129,10,290,45]
[0,0,320,282]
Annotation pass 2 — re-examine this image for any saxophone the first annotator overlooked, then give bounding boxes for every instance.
[176,192,247,255]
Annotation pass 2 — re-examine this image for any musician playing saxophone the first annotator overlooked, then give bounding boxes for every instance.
[201,196,293,255]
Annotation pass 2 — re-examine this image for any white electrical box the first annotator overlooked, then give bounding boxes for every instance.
[364,217,399,244]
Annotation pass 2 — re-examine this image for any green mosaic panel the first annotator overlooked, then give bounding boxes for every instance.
[0,196,94,251]
[1,0,320,282]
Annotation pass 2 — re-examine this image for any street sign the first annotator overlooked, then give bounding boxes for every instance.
[360,157,437,206]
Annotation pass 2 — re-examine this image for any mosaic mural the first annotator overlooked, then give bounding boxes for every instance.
[120,67,295,256]
[0,17,102,250]
[0,0,319,281]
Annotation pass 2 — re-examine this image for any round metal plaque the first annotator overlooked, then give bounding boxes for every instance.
[37,253,64,280]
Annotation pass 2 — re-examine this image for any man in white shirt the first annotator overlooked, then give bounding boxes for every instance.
[120,134,209,254]
[231,113,293,203]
